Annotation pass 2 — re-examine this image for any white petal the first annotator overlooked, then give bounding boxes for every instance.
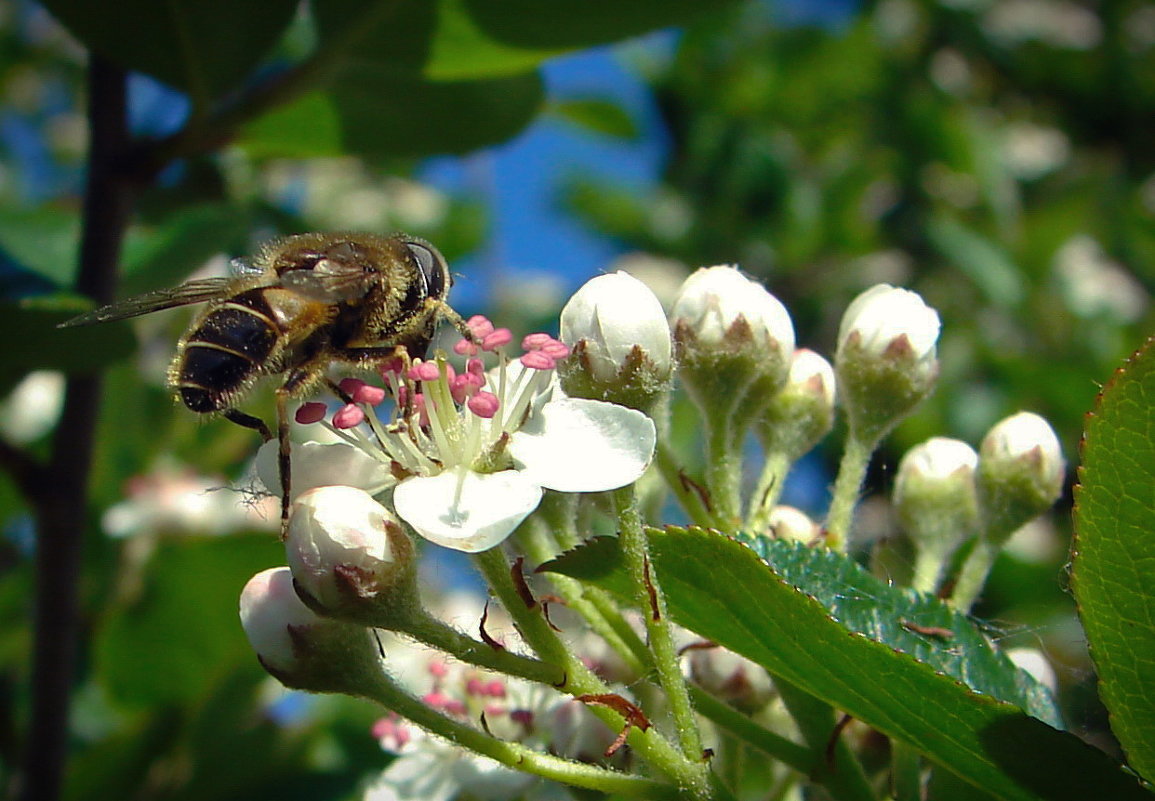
[393,470,542,553]
[256,440,393,499]
[509,398,656,493]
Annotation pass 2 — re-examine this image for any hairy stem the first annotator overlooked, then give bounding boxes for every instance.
[824,433,874,552]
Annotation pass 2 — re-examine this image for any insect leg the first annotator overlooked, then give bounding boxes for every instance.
[223,409,273,441]
[274,387,291,539]
[276,368,319,540]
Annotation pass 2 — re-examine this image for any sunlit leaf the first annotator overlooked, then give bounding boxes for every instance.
[1073,336,1155,783]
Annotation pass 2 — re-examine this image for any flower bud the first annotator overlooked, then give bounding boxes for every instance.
[286,486,419,628]
[835,284,940,444]
[239,567,381,693]
[758,349,837,461]
[977,412,1064,544]
[672,265,795,424]
[766,505,821,545]
[894,437,979,592]
[558,271,673,411]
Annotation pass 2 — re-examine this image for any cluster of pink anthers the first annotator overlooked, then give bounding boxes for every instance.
[292,315,570,431]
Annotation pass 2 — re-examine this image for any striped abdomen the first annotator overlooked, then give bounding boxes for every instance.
[175,290,280,413]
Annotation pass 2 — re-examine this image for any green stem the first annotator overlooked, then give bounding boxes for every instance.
[517,524,648,678]
[688,689,810,774]
[704,415,742,529]
[355,669,681,799]
[890,739,922,801]
[472,547,713,799]
[614,486,704,762]
[746,449,792,532]
[775,679,877,801]
[910,546,949,596]
[399,608,565,687]
[655,441,715,528]
[949,537,1001,612]
[825,433,875,552]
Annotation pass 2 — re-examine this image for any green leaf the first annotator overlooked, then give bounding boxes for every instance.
[120,204,251,296]
[0,300,136,384]
[0,207,81,288]
[94,535,280,709]
[40,0,299,106]
[550,99,641,140]
[1073,335,1155,783]
[237,91,345,159]
[543,529,1150,801]
[456,0,738,51]
[307,0,546,158]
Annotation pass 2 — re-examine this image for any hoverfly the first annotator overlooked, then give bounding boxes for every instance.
[61,232,470,534]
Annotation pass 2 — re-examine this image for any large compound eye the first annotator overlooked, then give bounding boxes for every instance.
[404,240,449,299]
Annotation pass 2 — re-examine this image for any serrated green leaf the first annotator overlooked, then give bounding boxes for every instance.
[40,0,299,106]
[542,528,1149,801]
[0,300,136,384]
[551,99,641,140]
[94,535,280,709]
[1073,336,1155,783]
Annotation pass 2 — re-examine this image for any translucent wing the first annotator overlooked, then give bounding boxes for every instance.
[57,278,235,327]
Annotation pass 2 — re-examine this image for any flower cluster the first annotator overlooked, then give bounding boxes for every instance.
[257,315,656,553]
[228,260,1069,801]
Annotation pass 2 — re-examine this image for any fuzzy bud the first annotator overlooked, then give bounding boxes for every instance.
[835,284,940,444]
[977,412,1064,544]
[766,505,822,545]
[894,437,980,593]
[758,349,837,461]
[286,486,419,628]
[239,567,381,694]
[671,265,795,425]
[558,271,673,411]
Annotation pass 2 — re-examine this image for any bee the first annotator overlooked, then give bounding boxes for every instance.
[60,231,470,534]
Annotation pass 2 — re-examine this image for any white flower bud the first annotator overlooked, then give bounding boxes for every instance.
[835,284,941,443]
[894,438,980,593]
[239,567,379,693]
[672,266,796,439]
[977,412,1064,543]
[766,505,821,545]
[672,265,795,357]
[559,272,672,409]
[286,486,418,626]
[837,284,940,361]
[759,349,837,460]
[1006,647,1059,694]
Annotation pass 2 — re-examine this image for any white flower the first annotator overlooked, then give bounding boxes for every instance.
[837,284,940,361]
[560,271,672,385]
[671,265,795,355]
[288,319,656,553]
[256,439,393,500]
[897,437,978,485]
[286,486,416,617]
